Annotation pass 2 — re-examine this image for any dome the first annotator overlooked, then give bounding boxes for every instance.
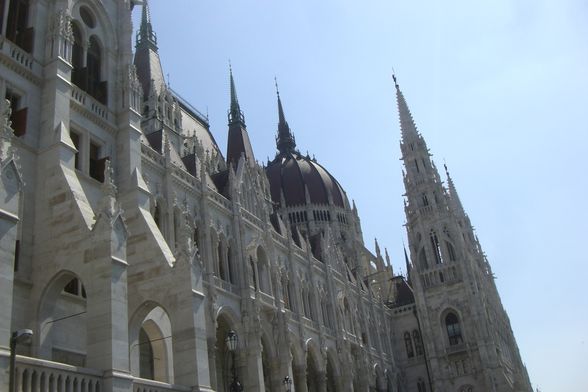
[266,151,348,208]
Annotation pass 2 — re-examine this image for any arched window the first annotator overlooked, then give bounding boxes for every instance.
[249,256,257,290]
[419,248,428,269]
[446,241,457,261]
[5,0,33,52]
[217,241,226,281]
[417,379,426,392]
[445,313,463,346]
[227,245,234,284]
[413,330,424,356]
[404,332,414,358]
[139,327,154,379]
[282,276,290,310]
[87,36,106,104]
[430,230,444,264]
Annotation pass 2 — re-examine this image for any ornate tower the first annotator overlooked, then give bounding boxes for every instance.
[396,77,532,392]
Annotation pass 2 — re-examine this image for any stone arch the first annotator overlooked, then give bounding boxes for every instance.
[128,301,174,383]
[37,270,88,366]
[260,332,277,392]
[71,0,116,54]
[214,307,242,392]
[304,339,323,392]
[373,363,386,392]
[210,229,220,276]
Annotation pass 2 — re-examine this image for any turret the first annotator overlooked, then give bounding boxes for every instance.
[225,66,255,168]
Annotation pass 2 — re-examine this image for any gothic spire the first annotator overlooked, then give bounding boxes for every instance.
[137,0,157,49]
[228,64,245,126]
[275,79,296,154]
[444,163,466,215]
[226,66,254,167]
[394,74,421,144]
[403,244,412,285]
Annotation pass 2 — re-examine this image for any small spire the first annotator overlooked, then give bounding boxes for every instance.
[375,238,381,257]
[228,63,245,126]
[403,243,412,284]
[137,0,157,48]
[444,163,465,215]
[275,78,296,154]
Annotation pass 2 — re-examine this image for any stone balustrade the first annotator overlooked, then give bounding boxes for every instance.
[14,355,102,392]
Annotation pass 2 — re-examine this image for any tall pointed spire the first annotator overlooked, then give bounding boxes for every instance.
[137,0,157,49]
[226,66,254,168]
[403,244,412,285]
[394,74,421,144]
[275,79,296,154]
[228,64,245,126]
[134,0,165,99]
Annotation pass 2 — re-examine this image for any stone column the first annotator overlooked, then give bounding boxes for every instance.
[0,147,21,391]
[317,370,328,392]
[294,364,308,392]
[207,337,217,391]
[243,337,265,392]
[85,204,132,392]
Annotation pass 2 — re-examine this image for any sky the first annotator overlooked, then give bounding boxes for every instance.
[134,1,587,390]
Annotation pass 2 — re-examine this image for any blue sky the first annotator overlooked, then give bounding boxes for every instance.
[135,1,587,390]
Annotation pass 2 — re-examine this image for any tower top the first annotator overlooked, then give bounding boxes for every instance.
[228,64,245,126]
[137,0,157,49]
[394,75,421,144]
[275,79,297,154]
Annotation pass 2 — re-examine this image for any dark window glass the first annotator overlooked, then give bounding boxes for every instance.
[445,313,463,346]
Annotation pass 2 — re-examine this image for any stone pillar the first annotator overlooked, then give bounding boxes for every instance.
[317,370,328,392]
[243,336,265,392]
[294,364,308,392]
[0,153,21,391]
[169,265,212,390]
[207,337,217,391]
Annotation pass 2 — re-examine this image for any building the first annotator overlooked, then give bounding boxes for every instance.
[0,1,532,391]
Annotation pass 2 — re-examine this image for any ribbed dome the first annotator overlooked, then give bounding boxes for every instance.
[266,151,348,208]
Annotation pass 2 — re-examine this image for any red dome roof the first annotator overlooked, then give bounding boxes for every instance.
[266,152,348,208]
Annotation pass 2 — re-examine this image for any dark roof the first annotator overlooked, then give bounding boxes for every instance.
[265,151,348,208]
[387,276,415,308]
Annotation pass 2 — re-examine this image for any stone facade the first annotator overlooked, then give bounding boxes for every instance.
[0,1,531,392]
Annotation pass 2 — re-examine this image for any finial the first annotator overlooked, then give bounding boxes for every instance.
[274,76,281,97]
[392,67,398,88]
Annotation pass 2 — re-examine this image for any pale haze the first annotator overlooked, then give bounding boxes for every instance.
[136,1,588,390]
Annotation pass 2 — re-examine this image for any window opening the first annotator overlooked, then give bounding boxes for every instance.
[445,313,463,346]
[5,89,27,137]
[404,332,414,358]
[430,231,444,264]
[6,0,33,52]
[70,131,81,169]
[413,330,424,356]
